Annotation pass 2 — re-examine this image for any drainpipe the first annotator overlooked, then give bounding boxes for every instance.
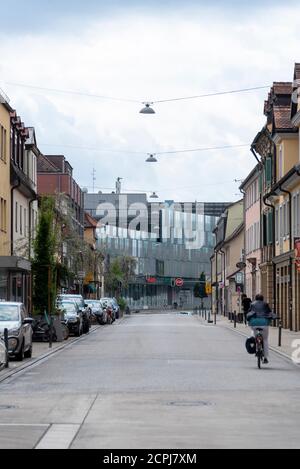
[263,193,276,315]
[251,146,261,166]
[11,177,21,256]
[220,247,226,316]
[280,185,293,331]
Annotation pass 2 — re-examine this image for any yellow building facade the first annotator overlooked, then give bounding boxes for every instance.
[0,95,12,300]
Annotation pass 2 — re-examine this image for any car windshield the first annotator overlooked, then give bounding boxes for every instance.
[59,303,76,312]
[0,305,19,322]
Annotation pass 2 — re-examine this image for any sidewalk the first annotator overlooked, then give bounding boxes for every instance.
[202,314,300,362]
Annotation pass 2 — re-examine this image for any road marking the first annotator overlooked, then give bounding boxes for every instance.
[35,424,81,449]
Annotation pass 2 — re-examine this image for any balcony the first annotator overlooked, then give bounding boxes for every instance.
[11,161,37,199]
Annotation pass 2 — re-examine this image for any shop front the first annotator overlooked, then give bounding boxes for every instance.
[0,257,32,311]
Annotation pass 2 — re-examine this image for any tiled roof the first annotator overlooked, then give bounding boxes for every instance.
[272,82,293,95]
[273,105,294,130]
[294,63,300,81]
[84,212,98,228]
[37,153,60,173]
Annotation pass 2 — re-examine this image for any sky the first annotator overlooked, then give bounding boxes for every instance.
[0,0,300,202]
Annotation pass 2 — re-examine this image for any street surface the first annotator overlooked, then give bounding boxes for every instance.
[0,312,300,449]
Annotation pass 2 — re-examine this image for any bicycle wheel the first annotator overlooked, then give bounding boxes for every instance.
[257,350,262,369]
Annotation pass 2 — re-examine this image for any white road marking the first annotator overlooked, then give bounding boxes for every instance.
[35,424,80,449]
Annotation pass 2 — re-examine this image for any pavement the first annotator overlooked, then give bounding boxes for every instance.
[0,311,300,449]
[209,313,300,361]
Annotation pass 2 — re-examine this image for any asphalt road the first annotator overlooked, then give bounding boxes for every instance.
[0,312,300,449]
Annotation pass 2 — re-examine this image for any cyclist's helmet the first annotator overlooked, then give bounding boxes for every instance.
[245,337,256,355]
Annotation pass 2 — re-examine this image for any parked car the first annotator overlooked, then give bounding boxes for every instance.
[100,298,116,324]
[85,300,108,325]
[112,298,121,319]
[57,295,91,334]
[0,302,33,361]
[56,300,83,337]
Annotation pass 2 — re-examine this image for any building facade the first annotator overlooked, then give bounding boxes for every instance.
[211,200,244,317]
[240,165,262,300]
[0,92,12,300]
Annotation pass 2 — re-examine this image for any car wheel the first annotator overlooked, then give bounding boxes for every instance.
[24,346,33,359]
[15,341,25,362]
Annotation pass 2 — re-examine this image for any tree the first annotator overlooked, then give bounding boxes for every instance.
[32,197,57,315]
[105,256,137,297]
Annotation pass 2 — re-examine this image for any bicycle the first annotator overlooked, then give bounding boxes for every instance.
[253,328,265,369]
[252,317,280,369]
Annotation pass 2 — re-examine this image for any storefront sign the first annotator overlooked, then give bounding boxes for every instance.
[295,238,300,273]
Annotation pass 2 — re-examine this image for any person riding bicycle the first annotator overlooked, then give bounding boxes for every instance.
[247,294,276,364]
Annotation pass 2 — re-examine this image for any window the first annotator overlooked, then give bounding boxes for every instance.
[0,198,7,232]
[0,125,7,162]
[15,202,18,233]
[20,205,23,235]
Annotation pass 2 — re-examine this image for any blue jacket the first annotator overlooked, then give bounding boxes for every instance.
[247,300,275,327]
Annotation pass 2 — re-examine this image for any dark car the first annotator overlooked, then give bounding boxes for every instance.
[85,300,108,325]
[57,300,83,337]
[57,295,91,334]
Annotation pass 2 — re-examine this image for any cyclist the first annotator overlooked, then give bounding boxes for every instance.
[247,294,276,364]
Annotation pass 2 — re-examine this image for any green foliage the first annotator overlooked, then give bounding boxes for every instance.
[117,297,127,312]
[32,197,57,315]
[105,256,137,296]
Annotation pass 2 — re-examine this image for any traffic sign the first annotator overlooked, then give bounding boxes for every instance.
[175,278,184,287]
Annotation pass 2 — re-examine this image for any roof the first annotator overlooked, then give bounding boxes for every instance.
[84,212,98,228]
[272,82,293,95]
[239,164,261,190]
[294,63,300,82]
[273,105,295,130]
[37,154,60,173]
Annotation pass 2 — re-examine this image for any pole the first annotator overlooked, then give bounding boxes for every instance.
[48,266,53,349]
[278,319,282,347]
[4,328,9,369]
[234,310,237,329]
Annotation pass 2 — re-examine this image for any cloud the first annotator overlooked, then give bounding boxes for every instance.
[0,4,299,202]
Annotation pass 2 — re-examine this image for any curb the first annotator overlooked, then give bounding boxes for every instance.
[0,325,102,384]
[196,315,297,364]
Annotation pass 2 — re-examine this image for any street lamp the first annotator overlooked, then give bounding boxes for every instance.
[140,102,155,114]
[146,154,158,163]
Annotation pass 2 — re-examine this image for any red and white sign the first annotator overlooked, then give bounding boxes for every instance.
[175,278,184,287]
[146,277,157,284]
[295,238,300,273]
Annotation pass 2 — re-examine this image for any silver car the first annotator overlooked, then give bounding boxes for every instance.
[0,302,33,361]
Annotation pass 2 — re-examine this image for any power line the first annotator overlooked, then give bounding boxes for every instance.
[4,81,140,104]
[40,142,250,155]
[4,81,270,105]
[154,86,270,103]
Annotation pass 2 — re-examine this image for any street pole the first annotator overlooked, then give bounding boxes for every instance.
[4,328,9,368]
[48,266,53,349]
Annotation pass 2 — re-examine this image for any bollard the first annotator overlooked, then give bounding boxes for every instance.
[278,320,282,347]
[205,309,207,321]
[234,311,237,329]
[4,328,9,369]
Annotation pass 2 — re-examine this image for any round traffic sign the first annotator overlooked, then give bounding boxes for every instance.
[175,278,184,287]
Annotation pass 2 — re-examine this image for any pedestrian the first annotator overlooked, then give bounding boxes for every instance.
[242,293,252,325]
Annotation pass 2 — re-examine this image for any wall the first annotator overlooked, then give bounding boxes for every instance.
[0,103,10,256]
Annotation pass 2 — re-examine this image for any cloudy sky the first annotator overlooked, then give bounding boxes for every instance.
[0,0,299,202]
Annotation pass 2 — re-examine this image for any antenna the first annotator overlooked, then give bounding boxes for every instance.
[92,168,96,193]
